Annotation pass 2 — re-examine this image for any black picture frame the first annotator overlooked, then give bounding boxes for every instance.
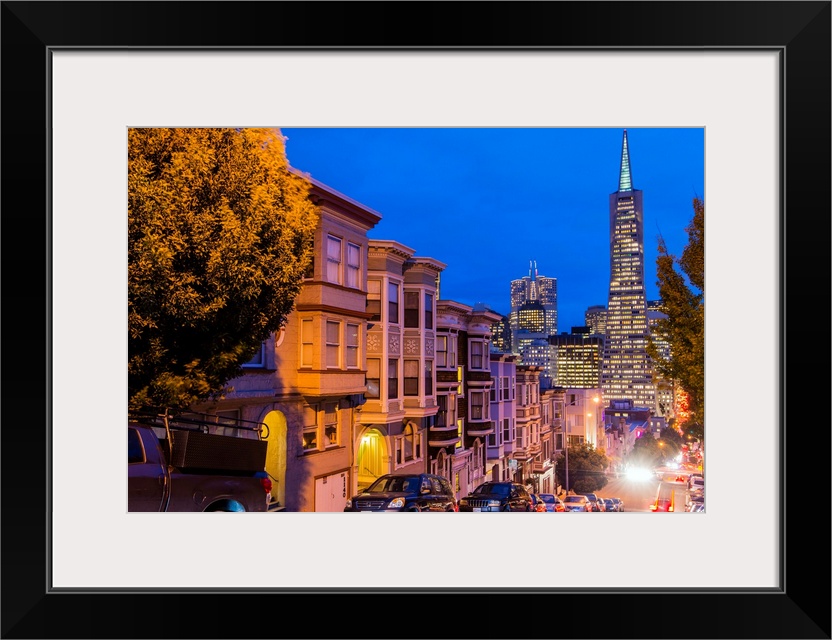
[2,2,829,638]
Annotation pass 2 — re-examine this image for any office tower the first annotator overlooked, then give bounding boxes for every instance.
[549,329,604,389]
[509,260,558,355]
[600,130,657,412]
[489,313,512,354]
[509,261,558,341]
[584,305,607,337]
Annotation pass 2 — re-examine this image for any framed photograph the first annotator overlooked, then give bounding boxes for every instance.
[3,2,829,638]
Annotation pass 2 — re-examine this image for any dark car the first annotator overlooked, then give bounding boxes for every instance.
[458,481,533,512]
[609,497,624,512]
[580,493,604,512]
[603,498,618,512]
[344,473,457,512]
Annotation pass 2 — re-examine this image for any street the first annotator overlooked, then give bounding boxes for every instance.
[595,475,662,512]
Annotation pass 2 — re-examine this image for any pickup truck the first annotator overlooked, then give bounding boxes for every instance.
[128,412,273,512]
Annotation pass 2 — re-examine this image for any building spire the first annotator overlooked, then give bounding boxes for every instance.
[618,129,633,191]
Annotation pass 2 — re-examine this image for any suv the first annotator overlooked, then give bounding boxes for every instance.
[344,473,457,512]
[458,481,533,512]
[579,493,604,512]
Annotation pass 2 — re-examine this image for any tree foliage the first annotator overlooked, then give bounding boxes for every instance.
[557,443,610,493]
[128,128,319,413]
[648,197,705,433]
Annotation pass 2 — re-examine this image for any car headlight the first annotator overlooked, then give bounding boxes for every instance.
[388,497,405,509]
[459,499,468,506]
[344,498,352,509]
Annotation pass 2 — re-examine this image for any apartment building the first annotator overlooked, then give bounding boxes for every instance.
[353,240,445,493]
[199,176,381,512]
[435,300,501,500]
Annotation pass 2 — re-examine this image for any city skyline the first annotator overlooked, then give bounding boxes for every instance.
[281,127,704,331]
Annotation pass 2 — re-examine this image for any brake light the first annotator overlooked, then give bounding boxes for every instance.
[260,477,273,493]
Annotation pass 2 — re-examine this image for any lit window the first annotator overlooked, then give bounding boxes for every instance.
[424,360,433,396]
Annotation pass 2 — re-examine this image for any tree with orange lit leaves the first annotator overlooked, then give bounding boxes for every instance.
[648,197,705,439]
[128,128,319,413]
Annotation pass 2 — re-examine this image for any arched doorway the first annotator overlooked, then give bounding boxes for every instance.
[261,410,287,508]
[356,427,387,491]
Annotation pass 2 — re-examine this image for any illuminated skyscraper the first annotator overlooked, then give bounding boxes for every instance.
[600,130,657,411]
[584,305,607,337]
[509,261,557,351]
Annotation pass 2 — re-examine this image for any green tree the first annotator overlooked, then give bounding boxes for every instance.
[648,197,705,433]
[558,443,610,493]
[128,128,319,413]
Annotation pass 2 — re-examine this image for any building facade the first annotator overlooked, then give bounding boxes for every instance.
[549,328,604,389]
[584,304,607,337]
[599,129,657,412]
[200,176,381,512]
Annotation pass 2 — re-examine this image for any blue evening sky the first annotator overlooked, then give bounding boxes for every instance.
[282,127,704,332]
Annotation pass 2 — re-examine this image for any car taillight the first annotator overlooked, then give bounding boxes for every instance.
[260,477,272,493]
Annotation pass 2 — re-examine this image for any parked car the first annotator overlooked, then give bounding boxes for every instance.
[603,498,618,512]
[609,497,624,512]
[530,494,548,512]
[343,473,457,512]
[562,495,591,512]
[458,481,533,512]
[579,493,604,511]
[690,474,704,495]
[538,493,565,512]
[687,501,705,513]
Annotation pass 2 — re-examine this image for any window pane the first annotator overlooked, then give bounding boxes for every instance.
[366,358,380,398]
[437,335,447,367]
[346,323,359,368]
[301,319,314,367]
[425,293,433,330]
[404,360,419,396]
[404,291,419,328]
[326,235,341,283]
[326,321,340,368]
[346,242,360,288]
[388,283,399,324]
[424,360,433,396]
[388,359,398,399]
